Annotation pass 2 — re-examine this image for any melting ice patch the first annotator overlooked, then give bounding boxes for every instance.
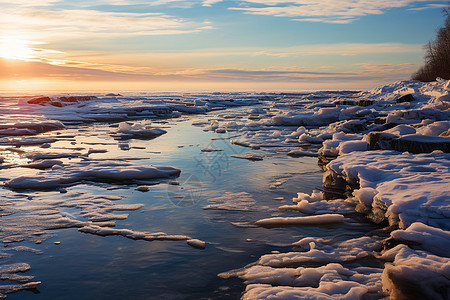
[203,192,256,212]
[5,161,181,190]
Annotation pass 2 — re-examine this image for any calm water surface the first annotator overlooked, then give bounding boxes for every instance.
[2,111,378,299]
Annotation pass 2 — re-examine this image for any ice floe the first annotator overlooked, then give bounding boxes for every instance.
[5,162,181,190]
[203,192,256,212]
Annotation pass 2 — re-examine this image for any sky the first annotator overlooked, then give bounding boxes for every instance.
[0,0,448,91]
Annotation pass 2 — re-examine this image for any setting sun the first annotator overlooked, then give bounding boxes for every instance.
[0,38,36,61]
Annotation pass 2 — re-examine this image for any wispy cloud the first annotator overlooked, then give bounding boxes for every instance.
[202,0,223,7]
[252,43,423,57]
[0,8,209,43]
[229,0,447,23]
[409,3,449,11]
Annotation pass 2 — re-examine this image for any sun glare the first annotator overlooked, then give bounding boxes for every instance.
[0,38,37,61]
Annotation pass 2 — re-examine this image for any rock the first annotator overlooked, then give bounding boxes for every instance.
[322,169,350,200]
[50,102,63,107]
[136,186,149,192]
[357,99,374,107]
[374,117,387,124]
[367,132,397,150]
[335,99,356,105]
[27,97,51,105]
[392,135,450,153]
[59,96,78,103]
[59,96,97,102]
[395,94,415,103]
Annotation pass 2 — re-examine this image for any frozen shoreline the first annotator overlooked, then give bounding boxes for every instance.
[0,79,449,299]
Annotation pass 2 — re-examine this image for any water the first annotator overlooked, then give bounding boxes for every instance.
[0,102,381,299]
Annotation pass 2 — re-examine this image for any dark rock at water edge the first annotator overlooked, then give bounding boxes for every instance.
[27,97,51,105]
[357,99,374,107]
[392,135,450,153]
[395,94,416,104]
[367,132,398,150]
[368,132,450,153]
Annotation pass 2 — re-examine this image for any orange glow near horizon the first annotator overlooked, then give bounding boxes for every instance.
[0,78,382,93]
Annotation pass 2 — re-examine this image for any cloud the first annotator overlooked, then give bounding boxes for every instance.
[0,8,208,43]
[230,0,447,23]
[409,3,449,10]
[0,56,416,84]
[202,0,223,7]
[252,43,423,57]
[0,0,60,6]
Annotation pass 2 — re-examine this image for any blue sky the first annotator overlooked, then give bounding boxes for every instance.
[0,0,448,91]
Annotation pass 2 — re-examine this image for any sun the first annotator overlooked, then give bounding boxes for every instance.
[0,38,37,61]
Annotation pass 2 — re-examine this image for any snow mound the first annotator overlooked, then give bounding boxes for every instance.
[328,150,450,229]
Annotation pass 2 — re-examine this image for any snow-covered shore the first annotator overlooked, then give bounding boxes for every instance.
[0,79,449,299]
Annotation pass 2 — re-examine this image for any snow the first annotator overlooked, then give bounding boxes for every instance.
[381,245,450,300]
[230,151,266,161]
[5,162,181,190]
[327,150,450,229]
[115,121,167,140]
[389,222,450,257]
[255,214,345,227]
[186,239,206,249]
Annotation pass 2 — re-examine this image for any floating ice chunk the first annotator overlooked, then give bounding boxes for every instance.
[287,150,319,157]
[288,126,306,138]
[281,197,356,215]
[231,151,265,161]
[0,121,65,136]
[187,239,206,249]
[25,152,81,160]
[259,236,382,268]
[5,162,181,190]
[292,191,323,203]
[79,225,192,242]
[203,192,256,211]
[19,160,63,170]
[255,214,345,227]
[0,281,41,299]
[232,131,293,148]
[0,137,58,146]
[298,133,323,144]
[115,121,167,139]
[222,236,385,299]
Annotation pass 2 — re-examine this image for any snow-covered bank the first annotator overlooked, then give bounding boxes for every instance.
[211,79,450,300]
[327,150,450,229]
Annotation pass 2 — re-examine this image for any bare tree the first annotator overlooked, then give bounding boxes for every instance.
[412,7,450,81]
